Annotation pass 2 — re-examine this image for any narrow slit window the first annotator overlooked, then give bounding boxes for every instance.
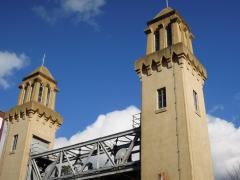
[155,29,160,51]
[38,84,44,103]
[46,87,51,107]
[12,134,18,152]
[193,90,199,112]
[166,24,172,47]
[30,83,35,101]
[158,87,166,109]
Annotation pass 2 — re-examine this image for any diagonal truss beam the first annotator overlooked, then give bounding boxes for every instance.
[27,128,140,180]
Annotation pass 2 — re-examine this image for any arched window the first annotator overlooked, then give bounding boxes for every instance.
[38,83,44,103]
[22,86,28,104]
[46,87,51,107]
[154,29,160,51]
[166,24,172,47]
[30,83,35,101]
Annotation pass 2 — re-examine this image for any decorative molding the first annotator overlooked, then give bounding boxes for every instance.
[4,101,63,126]
[134,42,207,80]
[23,72,57,85]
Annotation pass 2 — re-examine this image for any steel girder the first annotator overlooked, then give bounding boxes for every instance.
[26,128,140,180]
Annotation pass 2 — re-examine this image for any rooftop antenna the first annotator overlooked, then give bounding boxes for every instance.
[42,53,46,66]
[165,0,169,7]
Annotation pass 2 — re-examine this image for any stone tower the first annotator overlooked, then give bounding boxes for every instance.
[135,7,214,180]
[0,66,63,180]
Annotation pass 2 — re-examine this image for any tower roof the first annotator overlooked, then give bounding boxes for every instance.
[23,65,56,84]
[147,7,192,34]
[154,7,174,19]
[29,66,54,80]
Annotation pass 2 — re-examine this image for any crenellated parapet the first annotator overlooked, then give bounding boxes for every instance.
[5,100,63,126]
[135,42,207,81]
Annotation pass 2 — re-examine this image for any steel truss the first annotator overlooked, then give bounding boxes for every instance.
[26,128,140,180]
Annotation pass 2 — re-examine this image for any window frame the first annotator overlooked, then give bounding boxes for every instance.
[38,83,44,103]
[154,29,160,51]
[11,134,18,152]
[166,24,172,47]
[157,87,167,110]
[193,90,199,113]
[30,83,35,101]
[46,87,51,107]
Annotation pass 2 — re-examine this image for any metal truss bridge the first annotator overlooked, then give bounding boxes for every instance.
[26,114,141,180]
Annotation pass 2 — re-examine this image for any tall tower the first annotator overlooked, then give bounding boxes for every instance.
[0,66,63,180]
[135,8,214,180]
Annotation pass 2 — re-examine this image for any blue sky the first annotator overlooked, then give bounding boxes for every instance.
[0,0,240,139]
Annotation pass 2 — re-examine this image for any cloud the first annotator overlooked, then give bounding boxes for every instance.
[54,106,140,149]
[0,51,28,89]
[55,106,240,179]
[33,0,106,28]
[208,115,240,179]
[209,104,224,114]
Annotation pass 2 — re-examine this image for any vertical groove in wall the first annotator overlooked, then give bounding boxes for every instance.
[171,49,181,180]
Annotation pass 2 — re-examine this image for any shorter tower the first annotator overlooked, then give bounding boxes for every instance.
[0,66,63,180]
[135,7,214,180]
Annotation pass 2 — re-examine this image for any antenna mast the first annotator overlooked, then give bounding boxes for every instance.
[42,53,46,66]
[165,0,169,7]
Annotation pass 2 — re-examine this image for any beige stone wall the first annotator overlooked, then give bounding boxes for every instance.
[0,66,62,180]
[137,54,214,180]
[141,63,180,179]
[0,112,59,180]
[182,60,214,180]
[136,7,214,179]
[0,119,29,180]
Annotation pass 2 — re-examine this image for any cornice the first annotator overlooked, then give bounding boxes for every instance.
[4,102,63,126]
[134,42,207,80]
[23,72,57,85]
[147,9,191,33]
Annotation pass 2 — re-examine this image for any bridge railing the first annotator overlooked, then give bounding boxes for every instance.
[26,128,140,180]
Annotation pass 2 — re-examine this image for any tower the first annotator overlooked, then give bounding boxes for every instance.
[135,7,214,180]
[0,66,63,180]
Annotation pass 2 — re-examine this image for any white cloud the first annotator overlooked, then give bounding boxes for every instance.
[0,51,28,89]
[33,0,106,28]
[209,104,224,114]
[55,106,240,179]
[208,115,240,179]
[54,106,140,149]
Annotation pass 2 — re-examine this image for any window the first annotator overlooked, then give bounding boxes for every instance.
[158,87,166,109]
[193,90,199,112]
[155,29,160,51]
[46,87,51,107]
[31,135,49,154]
[166,24,172,47]
[12,134,18,152]
[30,83,34,101]
[38,83,44,103]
